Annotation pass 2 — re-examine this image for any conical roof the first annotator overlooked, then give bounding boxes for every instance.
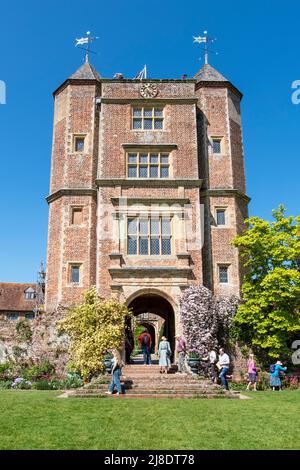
[194,63,228,83]
[69,58,101,80]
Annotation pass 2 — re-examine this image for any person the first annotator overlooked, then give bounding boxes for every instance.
[138,329,152,365]
[158,336,171,373]
[125,336,133,364]
[246,353,258,391]
[209,349,218,383]
[218,348,230,390]
[270,360,287,391]
[106,349,123,395]
[175,334,187,373]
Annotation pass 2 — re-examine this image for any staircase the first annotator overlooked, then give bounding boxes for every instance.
[64,364,239,399]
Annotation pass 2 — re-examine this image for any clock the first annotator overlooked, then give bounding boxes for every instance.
[140,83,158,98]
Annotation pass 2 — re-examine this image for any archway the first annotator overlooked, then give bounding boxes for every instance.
[127,292,176,362]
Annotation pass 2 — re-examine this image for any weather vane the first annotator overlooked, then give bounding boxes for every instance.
[75,31,99,62]
[193,30,217,65]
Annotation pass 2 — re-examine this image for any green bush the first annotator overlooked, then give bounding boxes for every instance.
[22,361,55,381]
[33,380,53,390]
[256,372,270,391]
[0,362,10,374]
[229,381,247,391]
[0,380,13,389]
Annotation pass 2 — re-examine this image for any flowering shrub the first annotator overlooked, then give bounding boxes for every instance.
[180,286,239,357]
[282,375,299,390]
[57,287,132,380]
[215,295,240,346]
[11,378,32,389]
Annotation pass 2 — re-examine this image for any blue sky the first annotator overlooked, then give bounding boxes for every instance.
[0,0,299,282]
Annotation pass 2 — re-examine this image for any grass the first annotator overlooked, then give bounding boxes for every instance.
[0,390,299,449]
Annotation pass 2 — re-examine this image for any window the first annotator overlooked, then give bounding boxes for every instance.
[70,265,81,283]
[74,136,85,152]
[127,152,170,178]
[212,138,222,154]
[7,313,19,321]
[71,207,83,225]
[24,288,35,300]
[216,209,226,226]
[132,107,164,130]
[127,216,172,256]
[219,266,229,284]
[25,313,35,320]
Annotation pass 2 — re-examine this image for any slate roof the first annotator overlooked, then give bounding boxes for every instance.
[69,59,101,80]
[0,283,36,312]
[194,63,228,82]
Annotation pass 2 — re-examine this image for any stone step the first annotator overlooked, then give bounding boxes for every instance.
[84,383,219,390]
[79,388,225,395]
[67,391,237,399]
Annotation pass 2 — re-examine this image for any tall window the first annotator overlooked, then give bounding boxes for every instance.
[212,138,222,155]
[219,265,229,284]
[127,217,172,256]
[216,209,226,226]
[71,207,83,225]
[127,152,170,178]
[70,265,81,283]
[74,136,85,152]
[132,107,164,130]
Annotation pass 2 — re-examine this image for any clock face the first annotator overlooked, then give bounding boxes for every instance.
[140,83,158,98]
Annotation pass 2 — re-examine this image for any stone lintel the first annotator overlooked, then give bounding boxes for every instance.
[46,188,97,204]
[200,189,251,203]
[97,179,203,189]
[109,266,193,277]
[122,143,178,150]
[111,197,190,206]
[100,98,198,105]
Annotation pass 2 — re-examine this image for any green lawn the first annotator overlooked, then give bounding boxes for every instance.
[0,390,299,450]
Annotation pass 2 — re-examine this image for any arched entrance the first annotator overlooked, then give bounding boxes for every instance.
[127,292,176,362]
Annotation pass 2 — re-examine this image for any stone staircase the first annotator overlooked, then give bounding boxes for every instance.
[64,364,239,399]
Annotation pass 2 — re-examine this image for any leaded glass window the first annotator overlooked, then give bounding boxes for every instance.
[127,152,170,179]
[127,217,172,256]
[132,107,164,130]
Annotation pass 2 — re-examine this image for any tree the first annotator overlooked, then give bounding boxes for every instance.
[233,205,300,359]
[57,287,132,380]
[180,286,239,356]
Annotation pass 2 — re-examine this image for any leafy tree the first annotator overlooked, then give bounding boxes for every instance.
[233,205,300,359]
[57,287,132,380]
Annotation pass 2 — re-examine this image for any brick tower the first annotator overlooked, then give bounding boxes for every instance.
[45,58,249,341]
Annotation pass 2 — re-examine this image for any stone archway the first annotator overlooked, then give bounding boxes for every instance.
[127,292,176,360]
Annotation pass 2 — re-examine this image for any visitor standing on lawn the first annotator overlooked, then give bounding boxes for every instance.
[270,360,287,391]
[218,348,230,390]
[246,353,258,391]
[106,349,123,395]
[138,329,152,365]
[175,334,187,373]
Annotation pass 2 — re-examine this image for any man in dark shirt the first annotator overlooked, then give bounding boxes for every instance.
[138,330,152,365]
